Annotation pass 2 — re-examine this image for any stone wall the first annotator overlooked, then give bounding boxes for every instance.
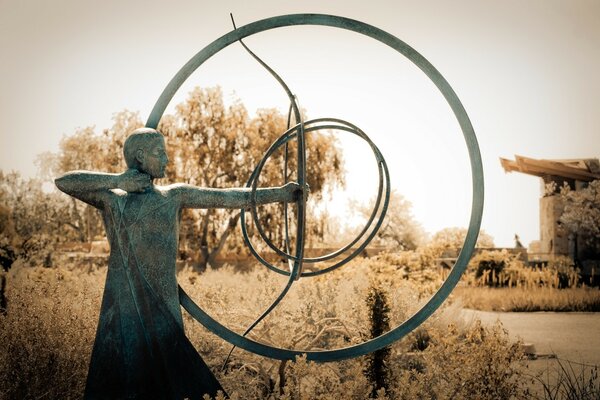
[539,195,569,256]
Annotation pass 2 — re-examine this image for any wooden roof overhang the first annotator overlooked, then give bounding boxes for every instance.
[500,155,600,182]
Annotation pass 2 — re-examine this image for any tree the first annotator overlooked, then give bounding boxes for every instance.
[559,180,600,257]
[0,171,74,266]
[37,110,144,245]
[43,87,344,269]
[158,87,344,269]
[352,189,426,250]
[425,227,494,259]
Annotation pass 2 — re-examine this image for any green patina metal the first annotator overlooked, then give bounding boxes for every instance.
[147,13,484,362]
[242,118,390,276]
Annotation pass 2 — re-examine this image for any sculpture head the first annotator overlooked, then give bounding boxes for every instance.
[123,128,169,179]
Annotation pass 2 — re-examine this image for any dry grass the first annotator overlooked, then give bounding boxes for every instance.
[526,359,600,400]
[0,261,103,399]
[0,257,532,399]
[454,286,600,312]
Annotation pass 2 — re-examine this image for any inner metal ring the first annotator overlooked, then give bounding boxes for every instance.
[149,13,484,362]
[241,118,390,277]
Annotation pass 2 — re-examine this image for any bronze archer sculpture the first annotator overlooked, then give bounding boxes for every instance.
[55,12,483,399]
[56,128,301,399]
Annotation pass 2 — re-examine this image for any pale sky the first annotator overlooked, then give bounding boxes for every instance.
[1,0,599,248]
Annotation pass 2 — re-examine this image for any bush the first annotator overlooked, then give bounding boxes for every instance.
[393,321,527,400]
[0,260,530,399]
[364,285,392,398]
[0,262,103,399]
[465,251,581,289]
[472,250,508,287]
[455,286,600,312]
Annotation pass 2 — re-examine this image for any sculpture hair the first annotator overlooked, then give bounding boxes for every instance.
[123,128,164,169]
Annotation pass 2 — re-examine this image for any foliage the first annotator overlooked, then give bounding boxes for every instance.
[470,250,510,287]
[0,261,102,399]
[36,110,144,245]
[0,234,16,272]
[464,251,580,289]
[546,256,582,289]
[454,286,600,312]
[0,257,531,399]
[36,87,344,269]
[157,87,344,269]
[367,251,444,295]
[395,321,527,400]
[364,285,391,398]
[0,171,76,266]
[533,358,600,400]
[372,250,600,312]
[351,189,426,250]
[559,180,600,257]
[422,227,495,261]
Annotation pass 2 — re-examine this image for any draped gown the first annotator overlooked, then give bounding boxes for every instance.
[83,187,225,399]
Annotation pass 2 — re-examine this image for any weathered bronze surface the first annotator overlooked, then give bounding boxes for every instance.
[147,13,484,362]
[55,129,300,398]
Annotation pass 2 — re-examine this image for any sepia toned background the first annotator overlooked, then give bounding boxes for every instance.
[1,2,600,399]
[1,0,599,248]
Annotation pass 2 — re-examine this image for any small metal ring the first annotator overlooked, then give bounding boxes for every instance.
[240,118,390,277]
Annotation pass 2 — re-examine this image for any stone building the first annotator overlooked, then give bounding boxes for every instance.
[500,155,600,266]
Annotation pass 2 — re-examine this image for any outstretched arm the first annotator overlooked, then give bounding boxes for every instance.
[175,182,302,209]
[55,169,151,208]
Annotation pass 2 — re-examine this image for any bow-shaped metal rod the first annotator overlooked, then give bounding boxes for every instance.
[223,14,307,369]
[229,13,306,276]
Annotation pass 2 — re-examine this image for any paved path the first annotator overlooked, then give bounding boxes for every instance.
[460,310,600,366]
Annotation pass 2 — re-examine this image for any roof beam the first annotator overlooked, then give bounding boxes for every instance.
[500,155,600,182]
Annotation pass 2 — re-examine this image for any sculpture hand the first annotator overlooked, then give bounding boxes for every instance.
[118,169,152,193]
[283,182,309,202]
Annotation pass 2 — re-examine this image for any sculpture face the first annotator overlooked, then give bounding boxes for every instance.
[139,136,168,179]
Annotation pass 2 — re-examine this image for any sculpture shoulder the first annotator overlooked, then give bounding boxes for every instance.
[102,186,178,209]
[159,183,197,199]
[155,183,185,198]
[151,184,185,207]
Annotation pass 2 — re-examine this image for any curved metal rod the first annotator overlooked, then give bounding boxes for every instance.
[222,103,298,371]
[230,13,306,274]
[283,102,293,266]
[223,15,306,368]
[242,121,385,269]
[240,119,391,277]
[250,118,386,264]
[153,13,482,363]
[229,15,308,280]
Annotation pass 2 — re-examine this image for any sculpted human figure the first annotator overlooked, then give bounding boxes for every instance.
[55,127,301,399]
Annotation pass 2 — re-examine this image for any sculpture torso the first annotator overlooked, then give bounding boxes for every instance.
[82,185,225,399]
[101,186,183,326]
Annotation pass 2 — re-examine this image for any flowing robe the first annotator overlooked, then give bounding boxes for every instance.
[84,187,225,399]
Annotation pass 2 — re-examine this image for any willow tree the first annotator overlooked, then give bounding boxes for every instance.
[45,87,344,269]
[352,189,426,251]
[38,110,144,244]
[158,87,344,269]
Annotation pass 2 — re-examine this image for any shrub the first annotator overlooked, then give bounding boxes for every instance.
[392,321,527,400]
[533,358,600,400]
[1,259,530,399]
[465,251,581,289]
[364,285,392,398]
[0,262,103,399]
[471,250,509,287]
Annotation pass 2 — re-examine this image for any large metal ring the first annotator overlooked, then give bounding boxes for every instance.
[149,13,484,362]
